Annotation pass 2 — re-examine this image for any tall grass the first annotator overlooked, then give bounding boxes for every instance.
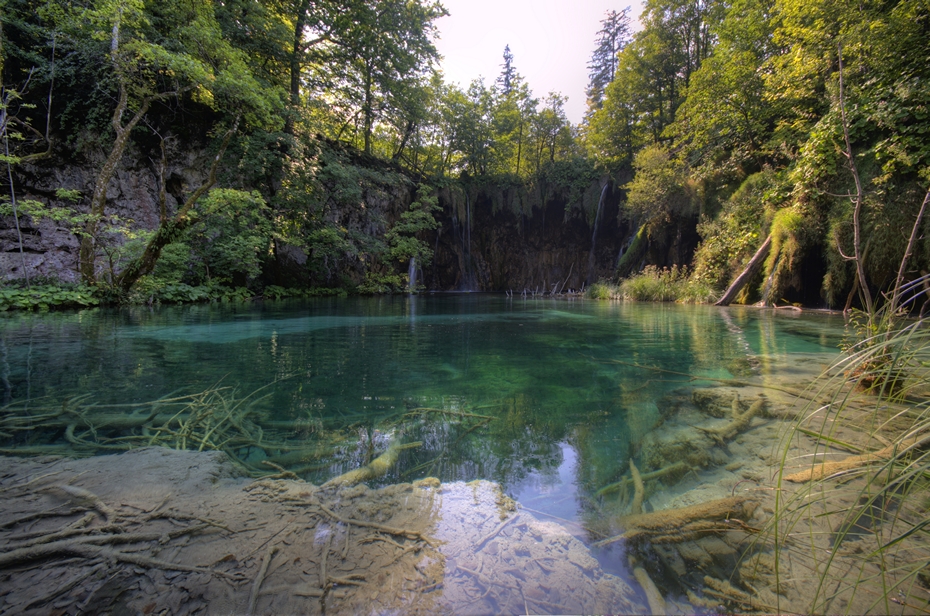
[765,279,930,614]
[608,266,716,303]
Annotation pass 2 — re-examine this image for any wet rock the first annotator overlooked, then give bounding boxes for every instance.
[641,424,714,471]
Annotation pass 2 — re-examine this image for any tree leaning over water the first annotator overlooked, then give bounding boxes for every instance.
[1,0,930,306]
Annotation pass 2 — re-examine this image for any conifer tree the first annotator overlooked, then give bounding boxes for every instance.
[497,44,515,96]
[586,8,631,115]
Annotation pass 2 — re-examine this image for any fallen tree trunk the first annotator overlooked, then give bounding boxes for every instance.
[785,432,930,482]
[715,235,772,306]
[322,441,422,488]
[696,395,766,445]
[593,496,758,547]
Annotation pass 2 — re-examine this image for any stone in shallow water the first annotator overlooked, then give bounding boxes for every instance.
[429,480,645,615]
[0,450,645,615]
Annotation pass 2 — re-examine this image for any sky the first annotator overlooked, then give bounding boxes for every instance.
[433,0,645,126]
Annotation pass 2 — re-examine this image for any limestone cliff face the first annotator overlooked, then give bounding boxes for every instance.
[3,140,676,291]
[427,182,630,292]
[1,139,209,283]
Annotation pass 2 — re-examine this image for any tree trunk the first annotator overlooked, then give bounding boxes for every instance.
[78,94,153,283]
[285,0,312,136]
[115,118,239,294]
[714,235,772,306]
[363,65,373,155]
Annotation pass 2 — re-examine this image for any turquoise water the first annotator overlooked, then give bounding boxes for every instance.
[0,296,843,506]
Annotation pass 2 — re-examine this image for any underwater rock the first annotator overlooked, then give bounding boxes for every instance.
[0,449,643,615]
[692,388,750,418]
[641,424,715,471]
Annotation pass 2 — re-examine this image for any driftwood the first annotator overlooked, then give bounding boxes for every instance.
[630,459,645,516]
[322,440,422,488]
[42,485,118,522]
[630,555,666,616]
[715,235,772,306]
[596,462,689,498]
[247,544,279,615]
[784,432,930,482]
[696,395,766,445]
[594,496,758,547]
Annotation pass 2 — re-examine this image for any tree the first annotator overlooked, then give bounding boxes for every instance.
[625,144,699,225]
[671,0,778,170]
[332,0,446,155]
[497,44,515,96]
[41,0,281,286]
[586,8,631,115]
[384,184,441,266]
[531,93,570,170]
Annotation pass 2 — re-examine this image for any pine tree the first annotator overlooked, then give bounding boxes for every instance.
[586,8,631,114]
[497,44,515,96]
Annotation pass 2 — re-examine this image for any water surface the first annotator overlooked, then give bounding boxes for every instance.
[0,296,844,557]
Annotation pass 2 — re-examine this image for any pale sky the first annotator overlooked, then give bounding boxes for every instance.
[434,0,645,126]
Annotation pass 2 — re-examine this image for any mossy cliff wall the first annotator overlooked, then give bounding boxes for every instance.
[2,136,698,291]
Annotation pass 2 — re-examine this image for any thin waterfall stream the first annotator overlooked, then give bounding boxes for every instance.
[587,181,609,284]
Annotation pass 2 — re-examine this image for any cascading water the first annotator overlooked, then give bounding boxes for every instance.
[408,256,417,294]
[460,191,476,291]
[587,182,609,284]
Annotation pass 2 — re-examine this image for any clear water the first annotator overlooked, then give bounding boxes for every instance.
[0,295,845,593]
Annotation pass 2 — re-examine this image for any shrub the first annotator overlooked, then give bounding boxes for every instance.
[586,281,620,300]
[618,266,715,303]
[0,282,100,311]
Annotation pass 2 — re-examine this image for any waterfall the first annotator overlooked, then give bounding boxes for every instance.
[408,256,417,294]
[587,182,609,283]
[460,191,476,291]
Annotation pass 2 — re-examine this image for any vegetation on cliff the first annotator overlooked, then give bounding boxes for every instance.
[1,0,928,310]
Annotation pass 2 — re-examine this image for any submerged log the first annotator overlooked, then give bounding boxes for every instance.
[322,441,422,488]
[594,496,758,547]
[784,432,930,482]
[697,395,766,444]
[595,462,690,498]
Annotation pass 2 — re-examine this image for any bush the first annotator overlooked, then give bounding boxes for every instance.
[618,266,716,303]
[126,278,255,305]
[0,282,100,311]
[586,281,620,300]
[262,285,347,299]
[356,272,406,295]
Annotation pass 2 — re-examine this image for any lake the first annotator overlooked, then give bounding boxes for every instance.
[0,296,848,611]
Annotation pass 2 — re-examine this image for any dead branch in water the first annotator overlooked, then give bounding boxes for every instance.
[593,496,759,547]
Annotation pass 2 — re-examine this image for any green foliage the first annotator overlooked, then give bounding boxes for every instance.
[624,144,701,226]
[187,189,273,285]
[261,285,347,300]
[617,265,716,303]
[384,185,441,265]
[0,283,99,311]
[692,170,785,290]
[356,272,406,295]
[586,281,620,300]
[536,157,600,214]
[126,278,253,305]
[759,205,807,302]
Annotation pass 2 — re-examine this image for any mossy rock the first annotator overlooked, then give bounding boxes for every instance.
[693,388,739,418]
[656,389,693,420]
[726,357,759,377]
[641,426,714,471]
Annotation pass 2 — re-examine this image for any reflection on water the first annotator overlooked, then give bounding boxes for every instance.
[0,296,846,609]
[0,296,845,508]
